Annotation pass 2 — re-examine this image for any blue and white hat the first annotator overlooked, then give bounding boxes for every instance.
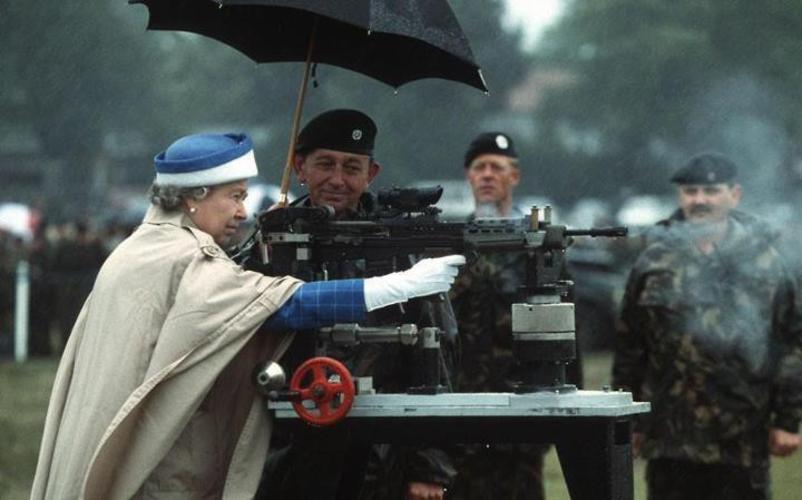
[154,133,258,187]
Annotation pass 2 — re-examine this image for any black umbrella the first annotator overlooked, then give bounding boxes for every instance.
[132,0,488,204]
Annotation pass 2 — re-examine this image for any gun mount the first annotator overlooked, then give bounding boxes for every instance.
[245,187,647,500]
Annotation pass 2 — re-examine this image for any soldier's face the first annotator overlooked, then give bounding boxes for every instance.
[466,154,520,207]
[295,149,380,215]
[677,183,742,224]
[188,180,249,246]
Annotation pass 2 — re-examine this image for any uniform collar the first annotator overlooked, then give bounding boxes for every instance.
[653,209,773,259]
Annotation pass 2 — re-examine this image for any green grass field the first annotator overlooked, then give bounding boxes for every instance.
[0,359,56,500]
[2,353,801,499]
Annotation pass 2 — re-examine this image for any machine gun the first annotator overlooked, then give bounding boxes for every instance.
[244,186,626,397]
[246,187,649,500]
[246,186,623,291]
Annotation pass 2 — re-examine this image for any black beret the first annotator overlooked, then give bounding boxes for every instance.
[295,109,377,156]
[670,152,738,185]
[464,132,518,168]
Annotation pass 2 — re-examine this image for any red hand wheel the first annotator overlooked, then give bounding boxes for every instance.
[289,356,355,426]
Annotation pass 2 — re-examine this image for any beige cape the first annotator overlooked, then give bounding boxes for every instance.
[31,206,301,499]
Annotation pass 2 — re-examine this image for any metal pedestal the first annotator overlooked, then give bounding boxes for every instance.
[269,390,649,499]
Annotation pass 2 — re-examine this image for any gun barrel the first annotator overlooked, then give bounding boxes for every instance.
[565,226,628,238]
[318,323,419,345]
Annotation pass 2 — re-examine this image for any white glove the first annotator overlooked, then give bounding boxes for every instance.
[363,255,466,312]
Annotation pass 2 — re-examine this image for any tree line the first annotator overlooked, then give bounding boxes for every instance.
[2,0,800,215]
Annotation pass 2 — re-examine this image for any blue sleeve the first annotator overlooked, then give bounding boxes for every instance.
[264,279,367,330]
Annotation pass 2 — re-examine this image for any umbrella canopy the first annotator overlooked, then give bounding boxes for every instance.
[132,0,487,91]
[132,0,488,205]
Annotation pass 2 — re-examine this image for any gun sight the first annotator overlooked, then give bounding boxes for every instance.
[377,186,443,213]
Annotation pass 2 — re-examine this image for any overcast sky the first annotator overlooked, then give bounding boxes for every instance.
[503,0,564,50]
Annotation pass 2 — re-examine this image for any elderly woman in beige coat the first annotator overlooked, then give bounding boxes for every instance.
[31,133,465,500]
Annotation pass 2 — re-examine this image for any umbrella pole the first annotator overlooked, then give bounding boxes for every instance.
[277,21,318,207]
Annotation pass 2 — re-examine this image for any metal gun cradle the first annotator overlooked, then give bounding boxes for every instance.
[244,186,649,499]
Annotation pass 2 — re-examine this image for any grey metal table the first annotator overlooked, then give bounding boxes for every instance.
[270,390,650,499]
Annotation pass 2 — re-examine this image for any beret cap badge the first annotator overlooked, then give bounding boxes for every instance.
[463,131,518,168]
[295,109,377,156]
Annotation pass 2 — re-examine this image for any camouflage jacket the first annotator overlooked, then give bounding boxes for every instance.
[449,251,529,392]
[449,240,581,393]
[450,225,582,470]
[613,210,802,468]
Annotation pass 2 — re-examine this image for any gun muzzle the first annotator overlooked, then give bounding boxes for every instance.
[565,226,628,238]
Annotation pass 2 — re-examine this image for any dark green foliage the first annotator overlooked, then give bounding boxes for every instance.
[0,0,530,214]
[532,0,802,203]
[4,0,801,213]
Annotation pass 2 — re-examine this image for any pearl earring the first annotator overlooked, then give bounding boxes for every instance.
[189,207,197,214]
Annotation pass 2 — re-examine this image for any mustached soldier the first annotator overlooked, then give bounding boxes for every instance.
[613,153,802,500]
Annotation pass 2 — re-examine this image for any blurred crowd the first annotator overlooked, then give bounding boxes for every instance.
[0,218,137,357]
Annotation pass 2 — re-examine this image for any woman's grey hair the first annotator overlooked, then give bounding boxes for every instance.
[148,183,210,211]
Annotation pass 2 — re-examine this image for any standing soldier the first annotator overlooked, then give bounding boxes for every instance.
[449,132,581,500]
[451,132,528,393]
[613,152,802,500]
[260,109,456,500]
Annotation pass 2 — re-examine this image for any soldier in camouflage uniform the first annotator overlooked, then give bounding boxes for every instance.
[613,153,802,500]
[448,252,549,500]
[448,133,581,500]
[259,109,456,500]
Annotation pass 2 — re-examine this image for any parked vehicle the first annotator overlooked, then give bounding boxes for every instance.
[567,241,630,351]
